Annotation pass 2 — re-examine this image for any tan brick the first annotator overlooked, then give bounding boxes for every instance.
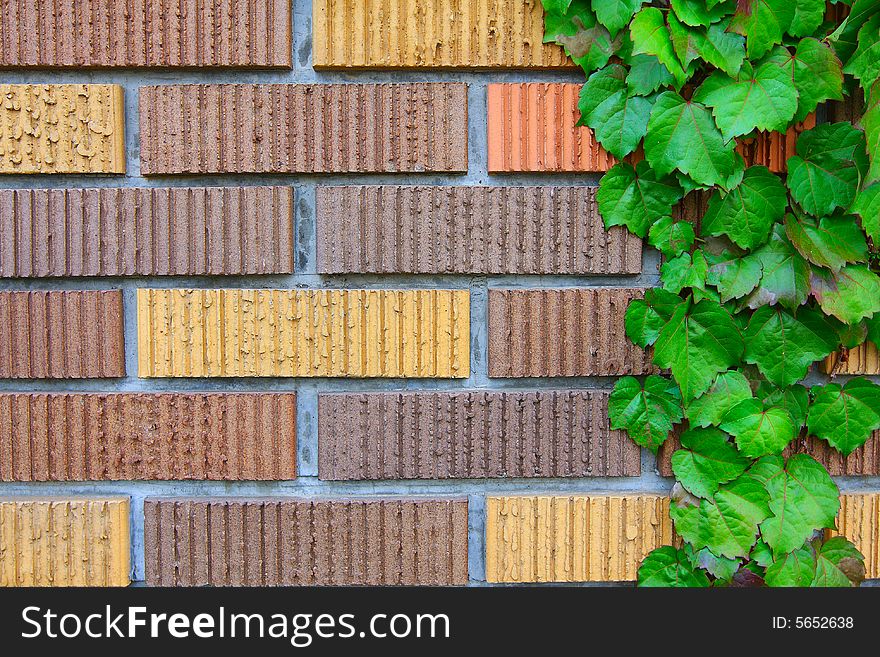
[831,493,880,579]
[823,343,880,375]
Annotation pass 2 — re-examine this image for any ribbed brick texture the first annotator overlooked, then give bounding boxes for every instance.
[144,498,468,586]
[137,289,470,378]
[0,187,294,278]
[487,83,615,173]
[318,391,640,480]
[0,84,125,174]
[0,291,125,379]
[823,343,880,375]
[488,288,653,377]
[0,1,291,68]
[0,497,130,586]
[316,186,641,275]
[485,495,673,582]
[139,84,468,174]
[0,393,296,481]
[312,0,570,69]
[735,115,816,173]
[832,494,880,579]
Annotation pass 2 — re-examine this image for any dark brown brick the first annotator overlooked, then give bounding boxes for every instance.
[0,187,293,278]
[143,498,469,586]
[0,291,124,379]
[139,84,468,175]
[316,186,642,275]
[488,288,653,377]
[0,393,296,481]
[0,0,291,68]
[318,390,640,480]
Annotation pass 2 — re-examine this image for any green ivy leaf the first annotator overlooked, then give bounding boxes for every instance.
[730,0,795,59]
[671,0,736,27]
[850,183,880,243]
[750,538,774,568]
[661,251,709,294]
[579,64,654,158]
[707,251,763,303]
[843,12,880,96]
[743,306,841,387]
[808,379,880,455]
[702,166,787,249]
[720,398,797,458]
[812,537,867,587]
[644,91,742,187]
[591,0,645,36]
[788,0,826,37]
[542,0,574,13]
[624,299,664,348]
[671,473,771,559]
[784,213,869,272]
[694,48,798,141]
[543,0,614,73]
[787,122,869,217]
[785,38,845,123]
[609,375,684,452]
[765,546,817,586]
[654,298,745,401]
[830,0,880,63]
[597,161,684,236]
[746,225,811,311]
[648,216,696,257]
[686,370,754,428]
[753,454,840,558]
[637,546,711,587]
[763,384,810,428]
[811,264,880,324]
[627,53,676,95]
[630,7,688,88]
[696,547,742,582]
[868,313,880,349]
[672,427,751,499]
[865,81,880,183]
[668,14,746,77]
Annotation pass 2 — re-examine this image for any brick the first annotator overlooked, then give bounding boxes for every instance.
[735,115,816,173]
[0,1,291,68]
[0,84,124,174]
[485,495,673,582]
[316,186,641,275]
[822,343,880,375]
[139,84,468,175]
[0,291,124,379]
[488,288,653,377]
[318,390,640,480]
[0,187,293,278]
[658,432,880,477]
[137,289,470,378]
[488,83,616,173]
[0,393,296,481]
[831,493,880,579]
[0,497,129,586]
[312,0,570,69]
[144,498,468,586]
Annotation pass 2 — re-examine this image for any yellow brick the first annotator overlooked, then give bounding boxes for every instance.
[485,495,673,583]
[0,84,125,174]
[822,342,880,375]
[0,498,130,587]
[312,0,571,69]
[831,493,880,579]
[137,288,471,378]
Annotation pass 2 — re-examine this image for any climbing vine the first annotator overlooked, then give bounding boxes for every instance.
[542,0,880,586]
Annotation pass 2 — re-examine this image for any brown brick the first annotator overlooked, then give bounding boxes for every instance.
[736,115,816,173]
[143,498,469,586]
[318,390,640,480]
[0,0,291,68]
[0,187,293,278]
[139,84,468,175]
[316,186,641,275]
[0,393,296,481]
[488,288,653,377]
[0,291,124,379]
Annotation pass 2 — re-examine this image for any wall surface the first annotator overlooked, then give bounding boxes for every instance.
[0,0,878,586]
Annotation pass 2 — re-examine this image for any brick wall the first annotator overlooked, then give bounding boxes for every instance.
[0,0,878,587]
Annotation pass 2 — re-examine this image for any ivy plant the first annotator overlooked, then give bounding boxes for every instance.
[543,0,880,587]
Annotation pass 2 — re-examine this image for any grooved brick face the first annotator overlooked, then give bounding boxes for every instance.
[823,342,880,375]
[312,0,571,69]
[488,288,654,377]
[831,493,880,579]
[316,186,642,275]
[139,84,468,175]
[0,393,296,481]
[137,289,470,378]
[318,391,640,480]
[0,1,292,68]
[143,498,468,586]
[485,495,673,583]
[0,497,130,587]
[0,187,294,277]
[0,85,125,174]
[0,291,125,379]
